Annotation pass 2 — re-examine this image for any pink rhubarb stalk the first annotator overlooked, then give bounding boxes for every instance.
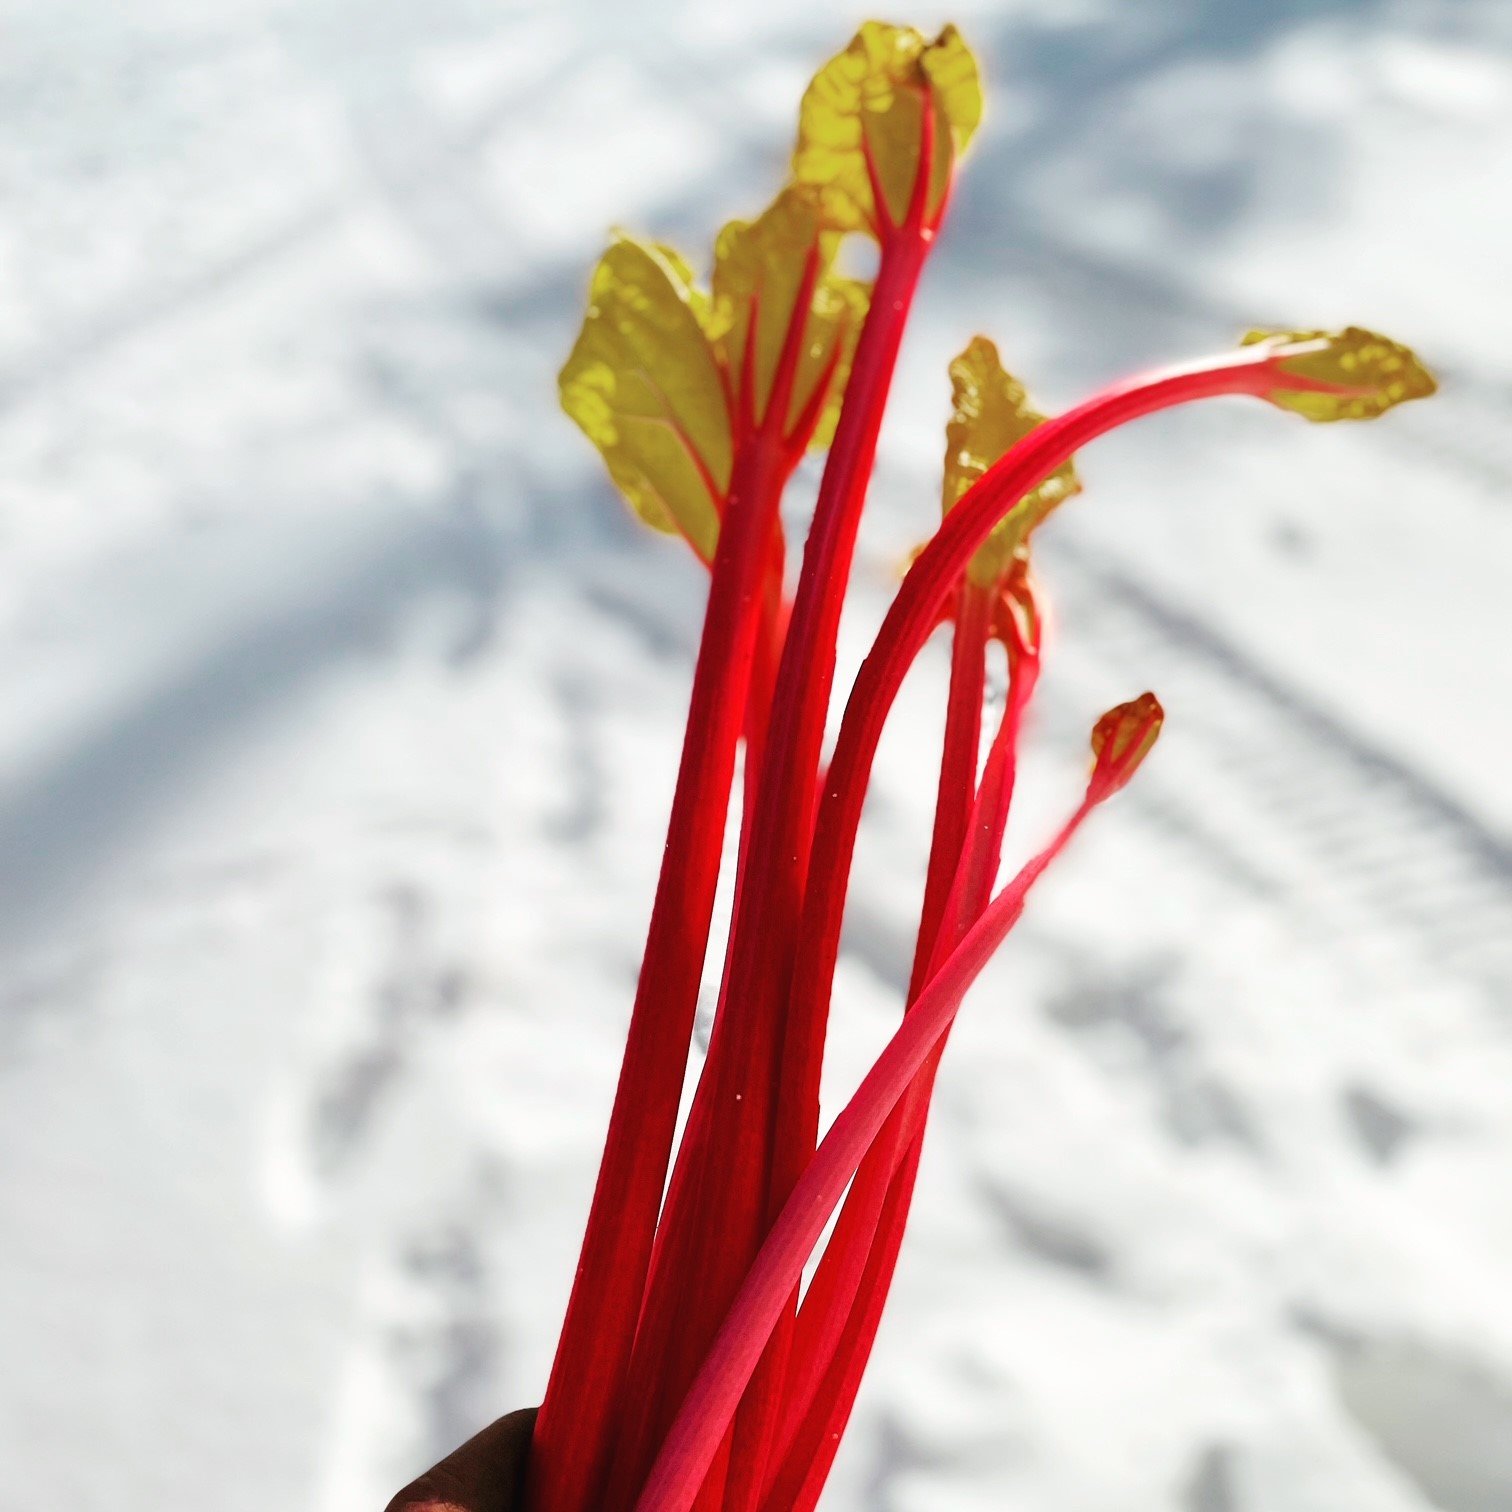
[530,250,825,1512]
[764,581,1040,1505]
[634,338,1361,1510]
[604,119,943,1512]
[634,800,1098,1512]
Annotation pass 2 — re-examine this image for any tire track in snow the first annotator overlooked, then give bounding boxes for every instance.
[1052,539,1512,998]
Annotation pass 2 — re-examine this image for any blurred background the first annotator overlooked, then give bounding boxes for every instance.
[2,2,1510,1509]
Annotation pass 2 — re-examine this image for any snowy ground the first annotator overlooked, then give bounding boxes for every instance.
[1,2,1510,1509]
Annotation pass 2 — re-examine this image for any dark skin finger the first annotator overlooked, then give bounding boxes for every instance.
[384,1407,538,1512]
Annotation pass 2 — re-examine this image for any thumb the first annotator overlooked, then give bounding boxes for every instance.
[384,1407,537,1512]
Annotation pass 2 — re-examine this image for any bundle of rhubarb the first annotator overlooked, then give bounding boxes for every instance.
[527,21,1433,1512]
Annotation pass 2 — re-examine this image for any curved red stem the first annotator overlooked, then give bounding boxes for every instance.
[632,344,1286,1512]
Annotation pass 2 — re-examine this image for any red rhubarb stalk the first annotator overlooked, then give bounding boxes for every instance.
[606,168,938,1512]
[636,338,1358,1509]
[939,616,1038,953]
[529,432,787,1512]
[910,578,994,992]
[758,575,994,1465]
[640,690,1162,1512]
[764,665,1037,1509]
[732,555,992,1512]
[766,587,1034,1496]
[530,239,830,1512]
[634,803,1096,1512]
[757,366,1263,1469]
[766,347,1290,1161]
[713,109,952,1512]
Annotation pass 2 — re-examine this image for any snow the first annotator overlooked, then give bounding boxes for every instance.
[0,2,1509,1509]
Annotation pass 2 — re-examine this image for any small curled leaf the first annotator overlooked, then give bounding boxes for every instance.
[711,187,870,449]
[793,21,983,237]
[943,336,1080,588]
[560,236,732,561]
[1089,693,1164,798]
[1242,326,1437,422]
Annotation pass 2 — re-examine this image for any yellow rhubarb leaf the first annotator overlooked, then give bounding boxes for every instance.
[650,240,716,331]
[793,21,983,237]
[1241,326,1437,422]
[560,235,732,561]
[711,186,869,449]
[942,336,1080,588]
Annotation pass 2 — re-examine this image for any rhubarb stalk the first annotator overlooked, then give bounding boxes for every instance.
[612,29,989,1505]
[535,200,861,1512]
[635,328,1435,1509]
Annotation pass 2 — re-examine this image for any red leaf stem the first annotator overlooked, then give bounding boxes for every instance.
[764,631,1039,1507]
[908,577,993,995]
[530,255,825,1512]
[716,109,948,1511]
[632,342,1292,1511]
[634,802,1096,1512]
[757,576,994,1477]
[606,222,935,1511]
